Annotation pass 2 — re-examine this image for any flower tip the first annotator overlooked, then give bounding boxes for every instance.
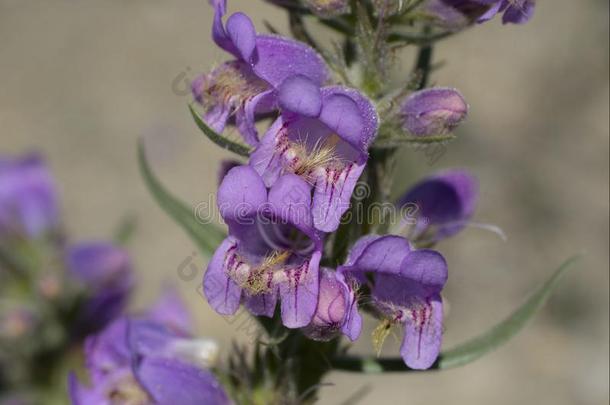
[401,87,468,137]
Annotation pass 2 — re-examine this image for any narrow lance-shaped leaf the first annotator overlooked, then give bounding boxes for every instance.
[331,256,579,372]
[138,141,226,257]
[113,214,137,246]
[189,104,252,158]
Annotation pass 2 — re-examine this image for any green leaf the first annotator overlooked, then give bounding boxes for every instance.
[138,141,226,257]
[189,104,251,158]
[373,133,457,149]
[113,214,137,246]
[331,256,579,373]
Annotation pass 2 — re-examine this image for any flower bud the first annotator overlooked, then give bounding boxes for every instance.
[400,87,468,136]
[0,153,59,240]
[303,269,351,341]
[304,0,349,18]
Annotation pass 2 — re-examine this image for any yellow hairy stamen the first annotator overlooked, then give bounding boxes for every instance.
[241,251,291,295]
[372,319,393,357]
[202,65,266,107]
[107,375,150,405]
[291,135,342,178]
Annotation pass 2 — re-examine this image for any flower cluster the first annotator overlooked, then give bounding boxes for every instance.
[69,290,230,405]
[0,153,133,400]
[195,0,483,370]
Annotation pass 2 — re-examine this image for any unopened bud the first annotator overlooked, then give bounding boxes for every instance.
[400,87,468,136]
[303,269,351,341]
[304,0,349,18]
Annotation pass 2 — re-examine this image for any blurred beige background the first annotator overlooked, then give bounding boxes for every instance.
[1,0,608,404]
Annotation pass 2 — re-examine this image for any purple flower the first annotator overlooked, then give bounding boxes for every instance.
[145,286,194,336]
[204,165,324,328]
[424,0,534,28]
[66,242,134,335]
[479,0,535,24]
[400,88,468,137]
[70,293,229,405]
[0,153,59,240]
[192,0,328,146]
[250,75,379,232]
[339,235,448,370]
[397,169,478,243]
[302,268,361,341]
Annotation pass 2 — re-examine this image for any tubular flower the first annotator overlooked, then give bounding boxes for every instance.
[204,165,324,328]
[302,268,362,342]
[0,153,59,240]
[69,293,229,405]
[423,0,534,28]
[192,0,328,146]
[396,169,478,243]
[339,235,448,370]
[66,242,134,336]
[250,75,379,233]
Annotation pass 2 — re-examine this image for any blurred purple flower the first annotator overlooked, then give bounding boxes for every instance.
[250,75,379,232]
[339,235,448,370]
[424,0,534,28]
[302,268,361,342]
[70,293,229,405]
[397,169,478,243]
[479,0,536,24]
[400,88,468,137]
[204,165,324,328]
[66,242,134,335]
[0,153,59,240]
[192,0,328,146]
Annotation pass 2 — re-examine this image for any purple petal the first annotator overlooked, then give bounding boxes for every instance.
[66,242,133,334]
[204,237,242,316]
[278,75,322,117]
[244,290,278,317]
[0,153,59,239]
[217,165,267,223]
[217,159,242,186]
[68,372,88,405]
[400,294,443,369]
[341,235,412,276]
[249,117,287,187]
[225,12,257,61]
[127,319,174,359]
[210,1,231,53]
[319,87,378,153]
[477,0,503,22]
[252,35,328,88]
[397,169,478,240]
[341,294,362,341]
[236,89,276,146]
[280,251,321,328]
[372,249,448,305]
[147,287,192,335]
[84,317,131,381]
[312,159,365,232]
[267,173,317,240]
[135,357,230,405]
[501,0,535,24]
